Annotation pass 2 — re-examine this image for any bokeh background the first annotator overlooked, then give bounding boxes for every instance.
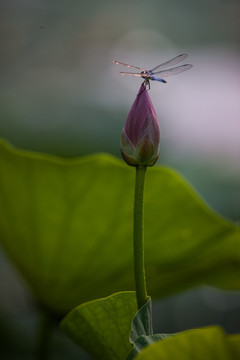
[0,0,240,358]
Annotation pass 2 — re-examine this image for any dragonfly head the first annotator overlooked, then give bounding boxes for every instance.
[140,70,150,79]
[140,71,151,89]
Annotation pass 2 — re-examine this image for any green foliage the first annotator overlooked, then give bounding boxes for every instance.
[127,298,172,360]
[61,294,170,360]
[127,334,171,360]
[126,298,240,360]
[61,291,137,360]
[130,298,153,342]
[126,299,171,360]
[133,327,240,360]
[0,139,239,316]
[61,292,240,360]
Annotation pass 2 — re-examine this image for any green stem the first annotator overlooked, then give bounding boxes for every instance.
[133,165,148,309]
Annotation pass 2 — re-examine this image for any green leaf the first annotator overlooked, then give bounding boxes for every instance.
[127,334,171,360]
[127,299,172,360]
[0,139,240,315]
[130,298,153,342]
[127,303,240,360]
[133,326,240,360]
[60,291,137,360]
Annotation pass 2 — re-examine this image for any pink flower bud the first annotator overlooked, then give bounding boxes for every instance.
[121,83,160,167]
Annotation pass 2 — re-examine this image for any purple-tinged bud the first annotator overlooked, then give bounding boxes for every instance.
[121,83,160,167]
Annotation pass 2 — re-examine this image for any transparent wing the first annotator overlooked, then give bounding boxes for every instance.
[153,64,193,77]
[113,60,144,71]
[150,54,188,73]
[119,71,143,77]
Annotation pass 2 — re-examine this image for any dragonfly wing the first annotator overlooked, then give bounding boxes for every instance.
[153,64,193,77]
[113,60,144,71]
[119,72,143,77]
[150,54,188,72]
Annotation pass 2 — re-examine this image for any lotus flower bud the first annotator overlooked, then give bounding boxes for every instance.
[121,83,160,167]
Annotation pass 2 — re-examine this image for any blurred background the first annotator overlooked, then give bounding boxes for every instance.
[0,0,240,358]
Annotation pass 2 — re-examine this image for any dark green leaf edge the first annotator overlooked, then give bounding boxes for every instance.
[0,138,238,231]
[0,138,124,166]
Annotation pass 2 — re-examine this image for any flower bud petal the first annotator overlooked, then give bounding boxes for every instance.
[135,134,155,164]
[121,83,160,167]
[121,128,135,155]
[121,129,141,166]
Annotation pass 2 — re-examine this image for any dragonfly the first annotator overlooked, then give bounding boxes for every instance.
[113,54,192,89]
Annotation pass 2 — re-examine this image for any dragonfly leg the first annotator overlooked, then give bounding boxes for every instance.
[144,79,150,90]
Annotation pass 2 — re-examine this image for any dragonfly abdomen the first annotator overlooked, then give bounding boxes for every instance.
[150,75,167,83]
[141,71,167,84]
